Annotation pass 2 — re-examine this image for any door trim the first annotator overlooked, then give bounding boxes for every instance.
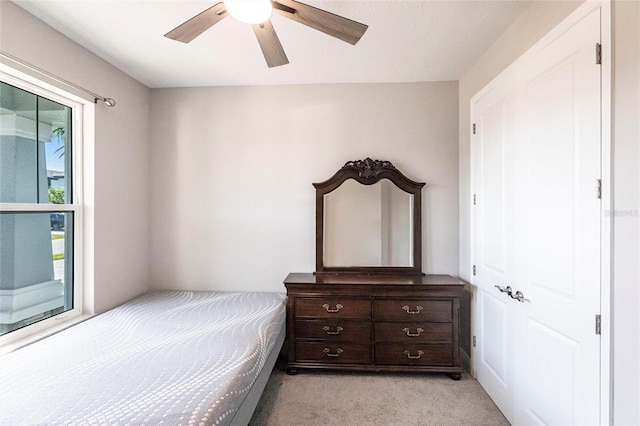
[469,1,612,423]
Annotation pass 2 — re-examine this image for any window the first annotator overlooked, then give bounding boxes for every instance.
[0,77,83,342]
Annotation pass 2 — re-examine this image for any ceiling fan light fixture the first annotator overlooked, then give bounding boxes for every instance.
[224,0,273,24]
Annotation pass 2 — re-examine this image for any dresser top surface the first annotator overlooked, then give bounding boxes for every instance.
[284,273,466,287]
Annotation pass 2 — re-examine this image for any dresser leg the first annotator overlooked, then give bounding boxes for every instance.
[286,367,298,375]
[448,373,462,380]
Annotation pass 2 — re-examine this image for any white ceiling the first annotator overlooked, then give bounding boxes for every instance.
[13,0,532,88]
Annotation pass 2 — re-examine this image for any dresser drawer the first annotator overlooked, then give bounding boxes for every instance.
[295,319,371,340]
[373,299,452,322]
[375,343,453,366]
[374,322,452,343]
[296,342,372,364]
[295,297,371,319]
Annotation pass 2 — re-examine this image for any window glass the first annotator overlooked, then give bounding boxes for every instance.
[39,96,71,204]
[0,212,74,336]
[0,82,71,204]
[0,82,38,203]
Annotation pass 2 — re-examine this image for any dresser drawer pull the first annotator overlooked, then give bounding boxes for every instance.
[323,325,344,335]
[402,327,424,337]
[323,348,344,357]
[402,305,424,314]
[403,350,425,360]
[322,303,344,313]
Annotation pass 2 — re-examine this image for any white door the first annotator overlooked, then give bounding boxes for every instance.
[473,74,518,423]
[512,8,602,425]
[472,6,602,425]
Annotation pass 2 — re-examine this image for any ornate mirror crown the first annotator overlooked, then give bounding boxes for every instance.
[314,158,425,275]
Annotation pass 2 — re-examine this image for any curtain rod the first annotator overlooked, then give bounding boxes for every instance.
[0,50,116,107]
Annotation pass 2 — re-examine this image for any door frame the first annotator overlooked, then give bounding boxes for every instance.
[469,1,612,423]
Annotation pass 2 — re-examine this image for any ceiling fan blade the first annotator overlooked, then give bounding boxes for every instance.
[165,2,228,43]
[272,0,368,45]
[252,20,289,68]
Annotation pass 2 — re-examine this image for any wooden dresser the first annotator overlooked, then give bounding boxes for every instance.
[284,273,465,379]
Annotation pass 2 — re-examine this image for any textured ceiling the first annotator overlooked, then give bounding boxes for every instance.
[13,0,533,88]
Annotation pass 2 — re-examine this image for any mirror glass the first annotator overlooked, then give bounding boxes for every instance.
[323,178,413,267]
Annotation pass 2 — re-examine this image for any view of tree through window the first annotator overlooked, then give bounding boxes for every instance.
[0,81,75,337]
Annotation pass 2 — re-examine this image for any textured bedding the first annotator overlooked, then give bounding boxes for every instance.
[0,290,286,425]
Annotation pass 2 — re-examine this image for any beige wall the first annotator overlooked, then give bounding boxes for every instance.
[0,2,152,313]
[459,0,640,423]
[150,82,459,292]
[612,1,640,423]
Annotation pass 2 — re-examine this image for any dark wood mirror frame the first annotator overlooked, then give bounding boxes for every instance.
[314,158,425,275]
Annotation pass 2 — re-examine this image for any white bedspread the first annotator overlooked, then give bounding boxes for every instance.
[0,291,286,425]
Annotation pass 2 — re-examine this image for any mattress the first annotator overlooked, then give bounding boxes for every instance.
[0,290,286,425]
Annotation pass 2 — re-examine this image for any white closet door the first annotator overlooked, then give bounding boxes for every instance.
[473,76,517,424]
[472,6,602,426]
[512,8,602,425]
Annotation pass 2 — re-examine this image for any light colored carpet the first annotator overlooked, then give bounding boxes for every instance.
[249,368,509,426]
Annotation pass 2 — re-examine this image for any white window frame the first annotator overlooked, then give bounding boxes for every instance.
[0,69,90,350]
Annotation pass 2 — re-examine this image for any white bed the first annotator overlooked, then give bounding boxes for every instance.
[0,290,286,425]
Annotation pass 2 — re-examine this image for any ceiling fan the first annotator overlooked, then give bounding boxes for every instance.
[164,0,368,68]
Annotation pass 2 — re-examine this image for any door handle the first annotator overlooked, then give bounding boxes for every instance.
[494,285,513,296]
[510,290,531,303]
